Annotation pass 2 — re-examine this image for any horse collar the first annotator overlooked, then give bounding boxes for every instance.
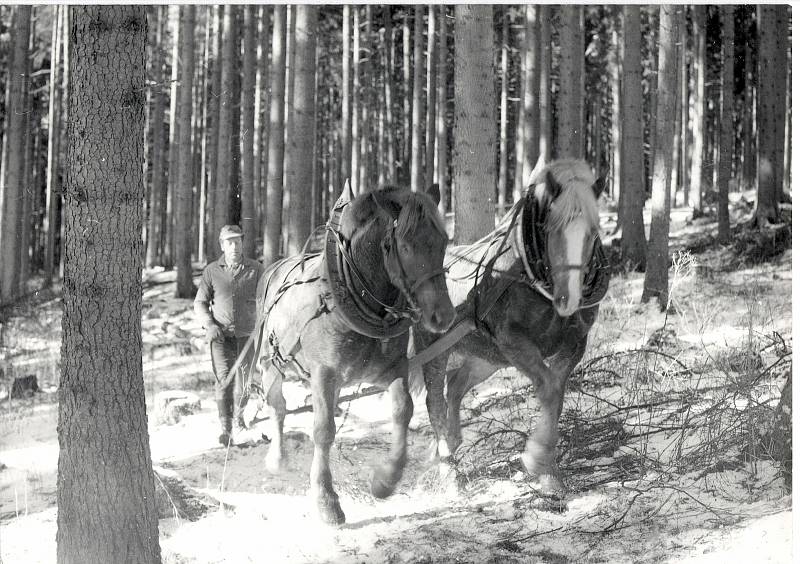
[323,199,415,340]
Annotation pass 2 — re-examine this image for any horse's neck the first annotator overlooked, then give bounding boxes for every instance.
[349,224,396,300]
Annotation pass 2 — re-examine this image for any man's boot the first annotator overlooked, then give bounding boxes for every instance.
[217,399,232,446]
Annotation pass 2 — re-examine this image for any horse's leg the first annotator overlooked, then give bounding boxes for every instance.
[371,371,413,499]
[309,366,345,525]
[444,356,496,454]
[261,360,287,474]
[522,337,586,493]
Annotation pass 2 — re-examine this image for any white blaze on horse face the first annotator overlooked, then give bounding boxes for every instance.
[554,220,586,317]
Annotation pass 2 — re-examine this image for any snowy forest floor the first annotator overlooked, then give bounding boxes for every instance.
[0,193,794,563]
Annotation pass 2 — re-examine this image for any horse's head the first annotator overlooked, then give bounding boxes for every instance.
[528,159,604,317]
[342,184,455,334]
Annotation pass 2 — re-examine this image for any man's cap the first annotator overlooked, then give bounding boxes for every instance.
[219,224,244,241]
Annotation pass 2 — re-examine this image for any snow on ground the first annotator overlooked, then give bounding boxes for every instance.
[0,202,793,563]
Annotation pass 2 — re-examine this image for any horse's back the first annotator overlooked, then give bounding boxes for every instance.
[258,253,327,360]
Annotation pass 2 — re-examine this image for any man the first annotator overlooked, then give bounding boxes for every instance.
[194,224,264,446]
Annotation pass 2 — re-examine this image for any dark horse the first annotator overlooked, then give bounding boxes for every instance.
[412,159,608,497]
[255,182,455,525]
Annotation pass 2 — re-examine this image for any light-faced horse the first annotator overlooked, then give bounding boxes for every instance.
[256,183,455,525]
[412,159,608,497]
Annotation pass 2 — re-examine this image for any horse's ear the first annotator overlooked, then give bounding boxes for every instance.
[331,178,354,213]
[425,183,441,206]
[526,155,546,188]
[591,176,606,199]
[545,170,561,198]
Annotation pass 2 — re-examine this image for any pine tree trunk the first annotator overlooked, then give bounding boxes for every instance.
[382,8,396,185]
[252,7,266,228]
[773,5,788,201]
[741,12,756,192]
[410,5,424,192]
[402,13,412,184]
[146,7,166,267]
[555,6,584,159]
[263,5,286,264]
[538,6,552,161]
[689,5,706,217]
[350,7,360,193]
[58,7,70,280]
[341,5,352,184]
[0,5,31,303]
[642,5,679,309]
[204,6,223,261]
[286,5,317,255]
[241,5,257,257]
[57,8,161,563]
[425,5,437,190]
[359,6,372,193]
[436,5,448,215]
[175,5,196,298]
[19,23,34,292]
[197,8,211,262]
[214,5,236,241]
[44,5,63,288]
[497,9,509,207]
[164,7,181,268]
[620,5,647,270]
[228,12,242,223]
[522,4,540,189]
[453,4,495,244]
[717,6,734,243]
[754,5,780,225]
[609,7,621,203]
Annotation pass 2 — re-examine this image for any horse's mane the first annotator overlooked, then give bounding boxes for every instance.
[532,159,600,234]
[352,185,447,240]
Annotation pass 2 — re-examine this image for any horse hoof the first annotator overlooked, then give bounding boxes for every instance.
[529,473,566,499]
[318,500,346,526]
[370,474,396,499]
[436,462,464,496]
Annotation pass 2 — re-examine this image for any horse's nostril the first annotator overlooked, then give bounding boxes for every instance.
[557,295,568,308]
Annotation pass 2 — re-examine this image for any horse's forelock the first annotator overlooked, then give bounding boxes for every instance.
[539,160,600,234]
[394,191,447,241]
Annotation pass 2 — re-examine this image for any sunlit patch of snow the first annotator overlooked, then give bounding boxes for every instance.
[676,510,791,564]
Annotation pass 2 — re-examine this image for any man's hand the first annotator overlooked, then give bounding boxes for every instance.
[205,325,223,342]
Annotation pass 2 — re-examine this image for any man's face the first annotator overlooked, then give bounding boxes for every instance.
[220,237,243,265]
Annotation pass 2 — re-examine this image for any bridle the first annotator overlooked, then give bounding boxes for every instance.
[326,193,448,328]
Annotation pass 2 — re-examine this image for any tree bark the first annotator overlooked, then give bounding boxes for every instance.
[341,5,352,184]
[642,5,679,309]
[555,6,584,159]
[286,5,317,255]
[753,5,780,225]
[0,5,31,303]
[689,5,706,217]
[350,6,360,193]
[57,7,161,563]
[175,5,196,298]
[214,5,236,241]
[359,6,372,193]
[453,5,495,244]
[410,5,425,192]
[204,6,223,261]
[241,5,257,257]
[145,7,167,268]
[717,6,734,243]
[382,8,396,185]
[620,5,647,270]
[425,5,437,191]
[538,6,552,161]
[402,13,412,184]
[436,4,448,215]
[609,7,621,203]
[263,5,286,265]
[164,6,181,268]
[44,5,63,288]
[522,4,540,191]
[497,8,510,207]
